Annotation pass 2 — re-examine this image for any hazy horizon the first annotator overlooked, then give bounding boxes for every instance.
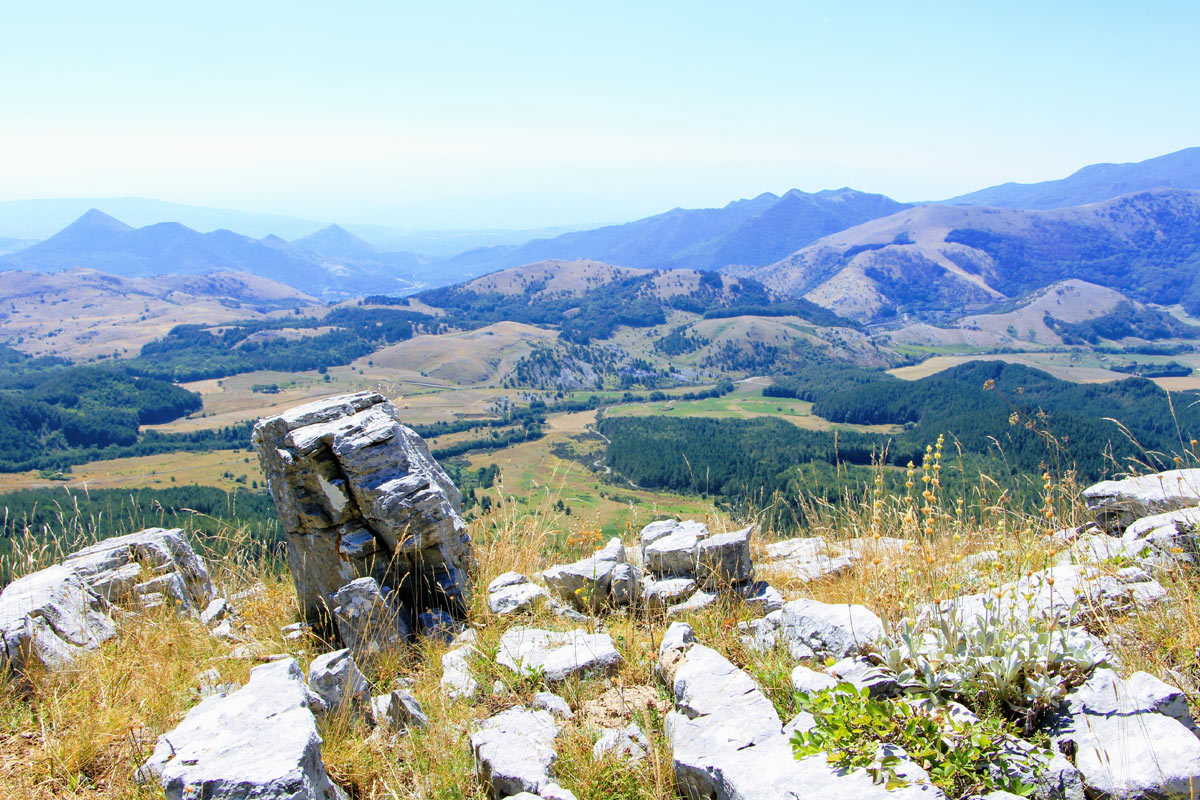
[4,1,1198,230]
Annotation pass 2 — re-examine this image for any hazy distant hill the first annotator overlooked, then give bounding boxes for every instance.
[0,211,425,298]
[944,147,1200,209]
[442,188,909,274]
[738,188,1200,322]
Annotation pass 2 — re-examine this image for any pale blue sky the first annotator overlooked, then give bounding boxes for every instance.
[2,1,1198,228]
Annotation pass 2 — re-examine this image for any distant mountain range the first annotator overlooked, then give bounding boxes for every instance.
[735,188,1200,322]
[442,188,909,274]
[3,146,1200,309]
[943,147,1200,209]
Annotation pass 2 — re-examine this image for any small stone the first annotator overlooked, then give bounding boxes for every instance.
[308,649,370,716]
[791,664,838,694]
[497,628,620,682]
[667,589,718,616]
[532,692,574,718]
[470,707,561,798]
[201,598,231,627]
[593,723,649,761]
[737,580,783,613]
[370,689,428,731]
[332,577,410,662]
[827,656,898,697]
[641,576,697,611]
[695,526,753,588]
[488,572,550,615]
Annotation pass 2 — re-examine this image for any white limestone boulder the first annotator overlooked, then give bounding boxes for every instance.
[307,649,370,717]
[779,597,885,658]
[470,707,561,798]
[497,627,620,683]
[331,577,410,662]
[488,572,550,615]
[137,657,345,800]
[0,564,116,672]
[1083,469,1200,532]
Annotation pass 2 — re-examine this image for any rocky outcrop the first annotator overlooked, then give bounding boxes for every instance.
[138,657,346,800]
[252,392,474,633]
[1045,668,1200,799]
[1083,469,1200,532]
[659,623,942,800]
[0,527,214,673]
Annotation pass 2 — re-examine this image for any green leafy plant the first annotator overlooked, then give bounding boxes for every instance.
[791,683,1040,798]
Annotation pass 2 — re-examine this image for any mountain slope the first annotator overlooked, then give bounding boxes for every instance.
[944,146,1200,209]
[442,189,909,274]
[738,189,1200,322]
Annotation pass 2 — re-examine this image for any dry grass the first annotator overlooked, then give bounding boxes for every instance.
[3,455,1200,799]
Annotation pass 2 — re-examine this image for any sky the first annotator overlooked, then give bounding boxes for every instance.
[2,1,1198,230]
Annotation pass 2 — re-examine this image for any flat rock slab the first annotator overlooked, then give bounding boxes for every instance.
[497,627,620,682]
[1084,469,1200,532]
[138,658,345,800]
[488,572,550,615]
[1046,668,1200,799]
[470,707,561,798]
[779,597,884,658]
[660,625,942,800]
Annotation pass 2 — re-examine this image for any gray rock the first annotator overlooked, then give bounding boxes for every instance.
[541,538,629,612]
[667,589,719,616]
[737,580,783,613]
[252,392,474,628]
[0,563,116,673]
[138,657,345,799]
[1046,668,1200,799]
[201,598,231,627]
[307,649,370,716]
[779,597,884,658]
[640,519,685,549]
[663,638,940,800]
[644,521,709,578]
[761,536,857,582]
[441,629,479,701]
[933,565,1165,625]
[488,572,550,615]
[470,706,560,798]
[695,526,753,588]
[497,627,620,682]
[827,656,898,698]
[738,611,797,654]
[370,689,428,731]
[1083,469,1200,532]
[63,527,215,612]
[531,692,574,719]
[538,786,578,800]
[415,608,457,642]
[331,577,410,662]
[641,576,698,611]
[593,723,649,761]
[1123,506,1200,565]
[609,562,641,606]
[791,664,838,695]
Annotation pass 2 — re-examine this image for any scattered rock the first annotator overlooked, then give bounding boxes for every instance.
[137,657,346,800]
[1045,668,1200,799]
[441,629,479,701]
[470,707,561,798]
[643,521,709,578]
[827,656,899,698]
[64,527,216,612]
[661,632,940,800]
[497,627,620,682]
[933,564,1165,625]
[307,649,370,716]
[370,689,428,732]
[201,598,231,627]
[593,723,649,761]
[790,664,838,695]
[761,536,856,582]
[488,572,550,615]
[252,392,474,629]
[667,589,718,616]
[779,597,885,658]
[641,576,697,611]
[331,577,410,663]
[695,526,753,588]
[542,538,632,612]
[737,580,783,613]
[1083,469,1200,533]
[531,692,574,719]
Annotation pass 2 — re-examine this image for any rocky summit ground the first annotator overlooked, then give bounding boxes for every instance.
[4,393,1200,800]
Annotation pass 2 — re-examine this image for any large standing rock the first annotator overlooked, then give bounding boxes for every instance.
[252,392,474,628]
[0,564,116,672]
[1083,469,1200,532]
[1045,668,1200,799]
[659,624,941,800]
[138,657,346,800]
[497,627,620,682]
